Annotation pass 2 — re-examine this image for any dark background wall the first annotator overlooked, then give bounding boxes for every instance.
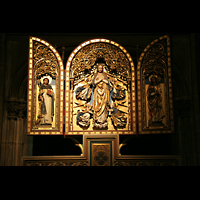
[0,33,199,166]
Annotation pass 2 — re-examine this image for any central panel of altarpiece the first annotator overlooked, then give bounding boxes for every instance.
[65,39,136,135]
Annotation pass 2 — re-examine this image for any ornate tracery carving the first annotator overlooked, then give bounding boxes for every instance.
[33,41,59,78]
[70,42,131,83]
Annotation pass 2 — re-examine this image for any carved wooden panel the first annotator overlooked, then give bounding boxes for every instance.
[114,155,180,166]
[23,156,88,166]
[137,35,174,134]
[22,155,180,166]
[65,39,136,135]
[90,142,112,166]
[27,37,64,135]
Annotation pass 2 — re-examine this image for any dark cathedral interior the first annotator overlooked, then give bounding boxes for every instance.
[0,32,200,166]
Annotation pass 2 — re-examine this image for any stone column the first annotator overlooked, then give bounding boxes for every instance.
[0,98,27,166]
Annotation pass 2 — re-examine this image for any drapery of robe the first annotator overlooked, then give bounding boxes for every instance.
[38,84,54,124]
[92,73,110,127]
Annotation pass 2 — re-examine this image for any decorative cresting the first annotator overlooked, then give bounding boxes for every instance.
[65,39,136,135]
[27,37,64,135]
[137,35,174,134]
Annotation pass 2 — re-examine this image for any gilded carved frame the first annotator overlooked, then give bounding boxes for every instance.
[65,39,136,135]
[27,37,64,135]
[137,35,174,134]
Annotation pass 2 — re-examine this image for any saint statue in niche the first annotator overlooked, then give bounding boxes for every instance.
[147,75,165,127]
[92,64,110,128]
[37,76,54,127]
[75,63,127,129]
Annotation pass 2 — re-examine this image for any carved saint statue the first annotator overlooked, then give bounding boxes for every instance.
[38,76,54,126]
[92,64,110,128]
[147,75,165,127]
[75,63,127,129]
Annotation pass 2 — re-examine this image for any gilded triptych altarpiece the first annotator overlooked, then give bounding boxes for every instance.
[27,35,174,136]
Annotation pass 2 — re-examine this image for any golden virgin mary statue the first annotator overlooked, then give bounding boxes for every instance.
[75,63,127,129]
[92,63,110,128]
